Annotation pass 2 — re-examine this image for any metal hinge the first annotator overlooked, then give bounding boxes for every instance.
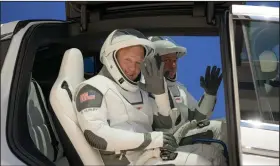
[206,2,216,25]
[80,4,88,32]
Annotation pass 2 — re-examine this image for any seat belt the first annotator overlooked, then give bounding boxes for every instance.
[32,80,59,162]
[61,81,72,101]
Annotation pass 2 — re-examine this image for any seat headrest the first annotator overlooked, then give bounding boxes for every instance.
[58,48,84,88]
[51,48,85,123]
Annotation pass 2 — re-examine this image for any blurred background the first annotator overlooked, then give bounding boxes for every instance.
[1,1,279,119]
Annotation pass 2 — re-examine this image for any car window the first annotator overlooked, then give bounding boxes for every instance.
[1,39,11,70]
[84,56,94,73]
[235,20,279,124]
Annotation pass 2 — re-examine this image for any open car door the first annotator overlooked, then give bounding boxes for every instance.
[65,2,246,166]
[1,20,70,166]
[226,4,279,166]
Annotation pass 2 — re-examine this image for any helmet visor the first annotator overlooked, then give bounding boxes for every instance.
[149,36,177,45]
[110,29,154,57]
[110,29,148,44]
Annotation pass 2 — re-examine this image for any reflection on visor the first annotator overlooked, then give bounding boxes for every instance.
[149,36,177,45]
[110,29,154,58]
[149,36,165,42]
[111,29,148,44]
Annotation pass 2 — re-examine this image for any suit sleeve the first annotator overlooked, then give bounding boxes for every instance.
[149,82,173,130]
[74,84,163,152]
[179,84,217,121]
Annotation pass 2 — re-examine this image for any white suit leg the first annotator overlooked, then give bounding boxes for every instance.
[185,120,228,147]
[142,149,212,166]
[177,144,227,166]
[137,124,227,166]
[181,120,228,166]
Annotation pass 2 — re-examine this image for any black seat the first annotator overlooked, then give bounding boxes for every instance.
[27,78,69,165]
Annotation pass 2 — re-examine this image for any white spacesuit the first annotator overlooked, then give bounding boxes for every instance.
[149,36,228,165]
[73,29,212,165]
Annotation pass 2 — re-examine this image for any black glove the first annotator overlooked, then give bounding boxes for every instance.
[200,66,223,96]
[162,133,179,152]
[139,54,165,95]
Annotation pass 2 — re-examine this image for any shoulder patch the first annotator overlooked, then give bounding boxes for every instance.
[75,84,103,112]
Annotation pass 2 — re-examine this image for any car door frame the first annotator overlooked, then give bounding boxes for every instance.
[1,20,69,166]
[218,10,243,166]
[227,4,279,166]
[2,2,245,165]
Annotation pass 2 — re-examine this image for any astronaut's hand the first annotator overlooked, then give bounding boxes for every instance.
[160,149,178,161]
[139,54,165,95]
[162,133,179,152]
[200,65,223,95]
[173,120,198,144]
[197,119,210,128]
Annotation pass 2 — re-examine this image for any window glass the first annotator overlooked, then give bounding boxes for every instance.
[235,20,279,124]
[84,56,94,73]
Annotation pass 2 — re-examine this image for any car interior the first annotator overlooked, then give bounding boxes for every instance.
[23,29,234,166]
[8,2,269,166]
[17,28,220,166]
[27,35,105,166]
[21,28,279,165]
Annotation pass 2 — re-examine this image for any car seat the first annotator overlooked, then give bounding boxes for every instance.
[27,78,69,165]
[49,48,104,165]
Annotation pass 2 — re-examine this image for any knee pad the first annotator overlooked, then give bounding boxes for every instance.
[192,138,229,164]
[186,153,212,165]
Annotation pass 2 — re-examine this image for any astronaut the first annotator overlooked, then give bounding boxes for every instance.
[149,36,228,165]
[73,29,212,165]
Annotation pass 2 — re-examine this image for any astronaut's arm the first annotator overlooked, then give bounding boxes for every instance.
[149,90,173,130]
[196,92,216,119]
[181,86,216,121]
[75,84,163,152]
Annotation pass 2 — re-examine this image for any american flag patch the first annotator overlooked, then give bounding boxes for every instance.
[80,91,96,103]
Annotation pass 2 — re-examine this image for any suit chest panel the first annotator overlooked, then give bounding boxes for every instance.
[168,85,188,129]
[105,88,153,127]
[169,85,185,105]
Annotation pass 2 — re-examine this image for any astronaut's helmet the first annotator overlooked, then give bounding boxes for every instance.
[100,29,155,92]
[148,36,187,82]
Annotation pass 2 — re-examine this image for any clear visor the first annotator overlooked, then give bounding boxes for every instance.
[149,36,185,58]
[110,29,154,57]
[110,29,148,44]
[149,36,177,45]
